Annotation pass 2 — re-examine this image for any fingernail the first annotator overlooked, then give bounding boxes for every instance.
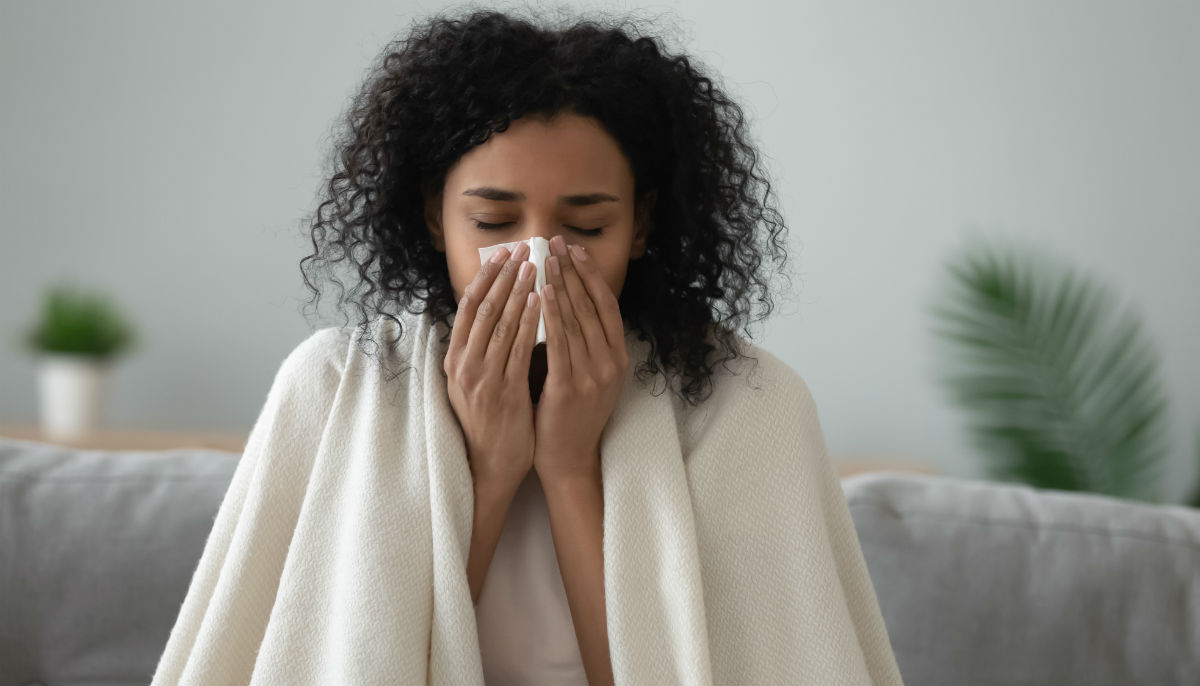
[552,235,567,255]
[519,261,533,280]
[569,244,588,261]
[511,241,530,260]
[490,247,508,264]
[549,255,561,277]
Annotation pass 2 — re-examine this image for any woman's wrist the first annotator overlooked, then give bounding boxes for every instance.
[467,441,532,492]
[471,462,528,499]
[468,472,524,606]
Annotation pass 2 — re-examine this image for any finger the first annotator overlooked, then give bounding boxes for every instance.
[448,247,508,369]
[547,252,590,380]
[540,281,571,383]
[505,289,541,382]
[567,242,626,359]
[486,250,536,368]
[463,244,516,366]
[447,291,472,371]
[467,243,528,369]
[557,241,607,360]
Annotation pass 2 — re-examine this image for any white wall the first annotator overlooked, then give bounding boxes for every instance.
[2,1,1197,501]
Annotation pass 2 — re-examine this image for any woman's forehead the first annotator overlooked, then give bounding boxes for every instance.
[444,114,634,199]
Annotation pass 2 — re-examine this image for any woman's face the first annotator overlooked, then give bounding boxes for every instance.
[425,112,653,310]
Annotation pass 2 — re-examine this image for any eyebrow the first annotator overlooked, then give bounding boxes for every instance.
[462,187,620,207]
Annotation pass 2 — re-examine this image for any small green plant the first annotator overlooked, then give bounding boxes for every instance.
[23,283,137,359]
[927,233,1199,505]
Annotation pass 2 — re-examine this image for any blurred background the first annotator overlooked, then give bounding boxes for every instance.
[1,0,1197,501]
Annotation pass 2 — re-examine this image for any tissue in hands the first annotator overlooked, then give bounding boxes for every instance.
[477,237,551,345]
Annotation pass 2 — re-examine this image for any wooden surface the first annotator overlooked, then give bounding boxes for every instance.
[0,425,247,453]
[835,459,938,479]
[0,425,937,477]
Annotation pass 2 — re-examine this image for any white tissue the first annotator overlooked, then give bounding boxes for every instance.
[477,236,552,345]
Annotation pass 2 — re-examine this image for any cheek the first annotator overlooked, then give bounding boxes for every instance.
[446,248,479,302]
[593,259,628,300]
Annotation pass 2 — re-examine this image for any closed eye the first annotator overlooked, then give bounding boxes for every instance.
[472,220,604,236]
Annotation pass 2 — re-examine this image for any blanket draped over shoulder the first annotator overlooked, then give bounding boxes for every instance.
[151,310,904,685]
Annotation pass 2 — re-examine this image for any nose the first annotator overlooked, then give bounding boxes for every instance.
[522,223,561,243]
[518,221,576,251]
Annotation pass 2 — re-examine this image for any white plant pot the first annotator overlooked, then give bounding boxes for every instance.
[38,353,111,440]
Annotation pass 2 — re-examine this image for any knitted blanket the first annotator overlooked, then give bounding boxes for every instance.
[151,310,904,685]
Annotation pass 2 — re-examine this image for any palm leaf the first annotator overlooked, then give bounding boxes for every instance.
[928,235,1169,503]
[1189,427,1200,508]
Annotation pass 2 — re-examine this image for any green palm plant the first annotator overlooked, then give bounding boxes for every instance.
[928,234,1174,504]
[1190,428,1200,507]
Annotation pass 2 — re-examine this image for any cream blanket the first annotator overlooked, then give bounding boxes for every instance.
[151,310,904,685]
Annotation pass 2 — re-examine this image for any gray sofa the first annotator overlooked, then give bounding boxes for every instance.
[1,435,1198,685]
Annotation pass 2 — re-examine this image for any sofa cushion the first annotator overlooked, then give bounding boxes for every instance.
[5,437,1199,685]
[843,471,1200,685]
[0,437,239,686]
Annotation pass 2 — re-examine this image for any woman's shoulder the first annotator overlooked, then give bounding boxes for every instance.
[673,330,822,444]
[287,325,354,367]
[703,331,815,412]
[273,325,356,392]
[281,313,426,374]
[667,330,832,479]
[279,313,436,390]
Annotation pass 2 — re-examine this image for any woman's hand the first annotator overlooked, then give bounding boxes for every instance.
[533,235,629,485]
[444,241,542,491]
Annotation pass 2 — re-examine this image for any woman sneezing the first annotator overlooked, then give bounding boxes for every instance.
[152,8,904,686]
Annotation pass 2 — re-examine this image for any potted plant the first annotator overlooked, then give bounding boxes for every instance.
[928,233,1199,506]
[22,283,137,439]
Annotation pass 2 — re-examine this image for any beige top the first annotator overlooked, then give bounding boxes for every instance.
[474,469,589,686]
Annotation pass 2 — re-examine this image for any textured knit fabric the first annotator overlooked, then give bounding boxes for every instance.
[150,310,904,685]
[473,468,589,686]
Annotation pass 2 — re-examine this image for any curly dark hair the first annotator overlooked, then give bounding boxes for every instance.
[299,5,793,406]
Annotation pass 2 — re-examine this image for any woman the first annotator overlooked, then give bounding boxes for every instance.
[152,8,903,686]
